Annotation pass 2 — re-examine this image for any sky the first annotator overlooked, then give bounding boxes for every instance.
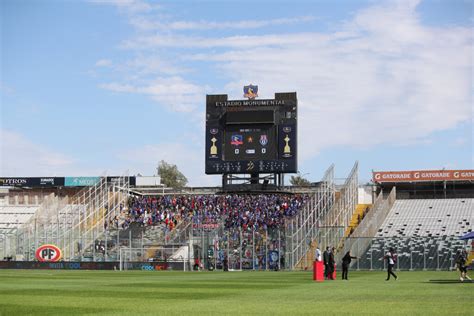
[0,0,473,186]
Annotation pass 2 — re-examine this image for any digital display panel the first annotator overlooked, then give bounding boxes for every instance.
[205,93,297,174]
[224,126,277,161]
[225,110,275,125]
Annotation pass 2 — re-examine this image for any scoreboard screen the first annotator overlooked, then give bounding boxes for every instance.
[205,92,297,174]
[224,126,277,161]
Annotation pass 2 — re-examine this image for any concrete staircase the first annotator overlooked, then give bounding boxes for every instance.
[344,204,372,237]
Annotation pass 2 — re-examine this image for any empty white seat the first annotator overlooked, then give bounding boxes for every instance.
[378,199,473,238]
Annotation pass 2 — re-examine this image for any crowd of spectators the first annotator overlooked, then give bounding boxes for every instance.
[119,194,309,233]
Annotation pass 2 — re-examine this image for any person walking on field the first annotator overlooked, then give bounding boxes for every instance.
[455,249,471,282]
[328,247,336,280]
[384,247,398,281]
[341,251,358,280]
[323,247,330,279]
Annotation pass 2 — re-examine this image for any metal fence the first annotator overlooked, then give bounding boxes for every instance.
[188,223,285,271]
[119,246,188,271]
[4,176,130,261]
[336,186,396,263]
[285,164,336,269]
[339,236,470,270]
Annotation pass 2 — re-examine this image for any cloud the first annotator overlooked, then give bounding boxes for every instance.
[0,81,15,96]
[100,76,205,112]
[129,16,315,31]
[95,59,113,67]
[179,1,471,160]
[124,56,190,75]
[88,0,157,13]
[0,129,75,176]
[122,32,322,50]
[97,0,472,171]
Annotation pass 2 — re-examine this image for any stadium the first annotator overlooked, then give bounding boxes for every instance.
[0,92,473,315]
[2,1,473,315]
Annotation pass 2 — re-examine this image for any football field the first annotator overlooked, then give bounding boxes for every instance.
[0,270,472,315]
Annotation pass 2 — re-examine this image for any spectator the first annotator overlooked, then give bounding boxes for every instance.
[125,193,309,233]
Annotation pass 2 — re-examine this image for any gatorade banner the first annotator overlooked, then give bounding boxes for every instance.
[373,170,474,183]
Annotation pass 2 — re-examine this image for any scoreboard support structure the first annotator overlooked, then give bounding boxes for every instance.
[221,173,284,191]
[205,92,297,191]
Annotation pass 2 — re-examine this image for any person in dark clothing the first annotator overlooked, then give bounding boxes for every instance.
[323,247,330,279]
[384,247,398,281]
[328,247,336,280]
[341,251,357,280]
[455,249,471,281]
[223,255,229,272]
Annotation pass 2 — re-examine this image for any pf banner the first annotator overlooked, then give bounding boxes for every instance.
[35,244,62,262]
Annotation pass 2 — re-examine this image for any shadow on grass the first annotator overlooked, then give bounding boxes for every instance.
[427,279,473,284]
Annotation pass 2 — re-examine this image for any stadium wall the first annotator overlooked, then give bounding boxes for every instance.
[0,261,181,270]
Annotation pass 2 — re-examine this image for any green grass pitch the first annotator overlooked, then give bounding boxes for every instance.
[0,270,472,315]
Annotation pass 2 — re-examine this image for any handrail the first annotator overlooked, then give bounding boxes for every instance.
[11,174,131,261]
[338,187,396,262]
[285,164,337,269]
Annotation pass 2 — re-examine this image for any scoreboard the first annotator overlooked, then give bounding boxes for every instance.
[205,92,297,174]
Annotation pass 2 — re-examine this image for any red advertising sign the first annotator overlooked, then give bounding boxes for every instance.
[35,244,62,262]
[373,170,474,183]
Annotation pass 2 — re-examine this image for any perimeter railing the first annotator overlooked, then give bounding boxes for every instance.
[337,187,396,263]
[285,164,336,269]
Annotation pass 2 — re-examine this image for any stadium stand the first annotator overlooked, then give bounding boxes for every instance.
[0,163,362,270]
[126,194,309,231]
[0,205,38,234]
[338,170,474,270]
[354,198,473,270]
[377,199,472,238]
[11,165,472,272]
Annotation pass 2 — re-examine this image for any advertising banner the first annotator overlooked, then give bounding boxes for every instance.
[0,176,138,187]
[35,244,62,262]
[106,176,136,186]
[0,261,174,270]
[65,177,100,187]
[373,170,474,183]
[0,177,65,187]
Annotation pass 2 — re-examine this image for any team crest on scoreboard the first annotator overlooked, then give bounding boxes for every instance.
[231,135,243,146]
[243,84,258,100]
[259,135,268,146]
